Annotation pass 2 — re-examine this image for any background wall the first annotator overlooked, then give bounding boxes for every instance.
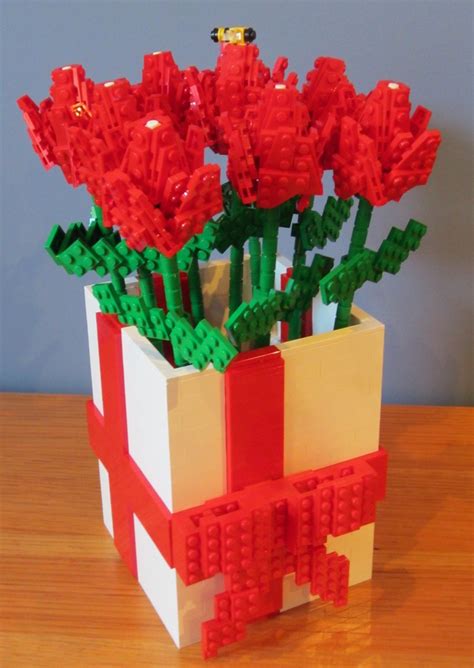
[1,0,472,405]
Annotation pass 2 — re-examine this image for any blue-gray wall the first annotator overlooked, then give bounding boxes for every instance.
[1,0,472,405]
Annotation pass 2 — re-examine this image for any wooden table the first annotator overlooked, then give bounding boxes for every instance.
[1,395,472,666]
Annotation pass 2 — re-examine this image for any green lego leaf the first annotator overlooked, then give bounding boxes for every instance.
[45,215,166,280]
[89,203,106,233]
[319,249,380,305]
[291,253,335,312]
[177,219,220,271]
[92,283,122,314]
[214,209,260,253]
[320,217,428,311]
[374,219,427,275]
[275,196,298,228]
[44,224,67,266]
[322,196,354,241]
[292,196,354,252]
[225,253,333,345]
[166,311,238,372]
[91,277,237,372]
[142,246,161,273]
[118,295,153,331]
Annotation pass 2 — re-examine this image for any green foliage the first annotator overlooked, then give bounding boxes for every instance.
[166,311,238,372]
[292,253,336,312]
[46,187,428,372]
[46,207,223,282]
[320,218,427,305]
[215,184,297,254]
[91,282,123,315]
[292,196,354,252]
[45,216,153,279]
[374,219,427,274]
[177,219,220,271]
[216,182,259,252]
[319,249,380,304]
[225,253,333,345]
[91,282,238,372]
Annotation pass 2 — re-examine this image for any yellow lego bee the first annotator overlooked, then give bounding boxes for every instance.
[210,26,256,45]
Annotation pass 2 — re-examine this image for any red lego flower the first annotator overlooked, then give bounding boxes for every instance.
[185,43,329,208]
[17,54,222,256]
[225,81,327,208]
[331,81,441,205]
[302,56,366,171]
[101,114,221,256]
[185,43,270,153]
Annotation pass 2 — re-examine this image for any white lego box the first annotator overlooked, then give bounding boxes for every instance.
[85,256,384,649]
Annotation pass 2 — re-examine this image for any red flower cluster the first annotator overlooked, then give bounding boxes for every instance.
[331,80,441,205]
[188,45,441,208]
[18,43,441,254]
[18,55,221,256]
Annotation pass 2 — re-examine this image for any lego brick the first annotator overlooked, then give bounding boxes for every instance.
[121,325,226,513]
[277,305,384,474]
[98,459,114,537]
[89,313,174,574]
[95,313,137,576]
[86,258,385,658]
[88,399,174,569]
[225,250,333,347]
[84,284,104,414]
[225,346,284,492]
[170,449,386,586]
[121,328,174,509]
[18,31,445,660]
[134,515,224,648]
[199,256,251,332]
[311,293,337,335]
[85,276,138,414]
[327,522,375,585]
[310,546,349,605]
[280,523,375,611]
[166,311,238,372]
[275,256,336,340]
[182,445,386,657]
[275,256,291,342]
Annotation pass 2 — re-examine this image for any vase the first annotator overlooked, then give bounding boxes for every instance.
[84,256,386,654]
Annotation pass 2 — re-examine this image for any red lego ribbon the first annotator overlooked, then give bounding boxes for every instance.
[87,313,387,658]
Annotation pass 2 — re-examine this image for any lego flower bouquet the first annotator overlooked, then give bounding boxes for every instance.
[19,27,440,657]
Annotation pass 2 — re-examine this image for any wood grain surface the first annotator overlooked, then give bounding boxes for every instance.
[1,394,473,667]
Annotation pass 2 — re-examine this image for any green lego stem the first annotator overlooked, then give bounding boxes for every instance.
[188,255,205,324]
[248,236,261,295]
[252,207,280,347]
[335,196,374,329]
[292,196,312,267]
[347,196,373,258]
[160,254,184,316]
[334,297,354,330]
[229,244,244,315]
[259,207,280,294]
[138,267,156,309]
[110,271,126,295]
[253,333,270,348]
[288,308,302,340]
[292,235,306,269]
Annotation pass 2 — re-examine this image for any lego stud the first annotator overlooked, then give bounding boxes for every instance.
[210,26,256,45]
[145,119,161,130]
[71,102,92,118]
